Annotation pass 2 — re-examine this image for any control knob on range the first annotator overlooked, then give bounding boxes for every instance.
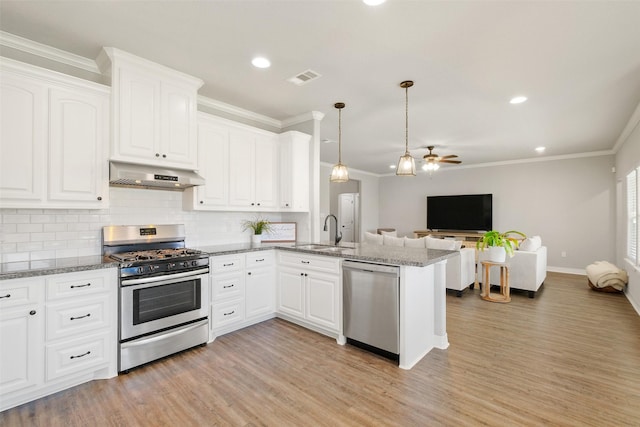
[191,260,199,267]
[167,263,177,270]
[182,261,190,268]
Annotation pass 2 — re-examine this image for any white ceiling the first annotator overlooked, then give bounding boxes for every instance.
[2,0,640,175]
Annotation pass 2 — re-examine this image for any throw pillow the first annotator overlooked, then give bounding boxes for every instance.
[380,230,397,237]
[425,236,458,251]
[364,231,384,245]
[383,234,405,247]
[404,236,426,248]
[519,235,542,252]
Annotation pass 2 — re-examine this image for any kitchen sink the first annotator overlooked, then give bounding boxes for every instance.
[295,244,351,253]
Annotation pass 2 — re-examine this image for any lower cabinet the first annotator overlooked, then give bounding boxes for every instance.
[276,252,341,335]
[0,268,118,412]
[210,251,275,338]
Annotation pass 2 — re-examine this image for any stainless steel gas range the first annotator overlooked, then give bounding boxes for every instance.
[103,224,209,373]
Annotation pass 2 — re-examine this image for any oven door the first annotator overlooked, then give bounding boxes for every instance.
[120,268,209,341]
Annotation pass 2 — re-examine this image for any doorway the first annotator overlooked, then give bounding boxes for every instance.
[329,179,361,243]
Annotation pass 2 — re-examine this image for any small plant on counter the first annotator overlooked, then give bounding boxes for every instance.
[241,216,273,235]
[476,230,526,257]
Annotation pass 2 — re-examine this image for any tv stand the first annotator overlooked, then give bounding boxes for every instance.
[413,230,484,249]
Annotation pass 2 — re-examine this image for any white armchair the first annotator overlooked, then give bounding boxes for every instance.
[444,248,477,297]
[480,245,547,298]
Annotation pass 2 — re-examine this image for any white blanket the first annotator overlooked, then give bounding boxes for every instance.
[586,261,628,291]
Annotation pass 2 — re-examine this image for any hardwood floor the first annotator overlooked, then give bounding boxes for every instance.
[2,272,640,426]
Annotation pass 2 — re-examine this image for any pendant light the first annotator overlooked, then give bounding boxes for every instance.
[396,80,416,176]
[330,102,349,182]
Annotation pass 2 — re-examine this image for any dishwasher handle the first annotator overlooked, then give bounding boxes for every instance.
[342,260,399,275]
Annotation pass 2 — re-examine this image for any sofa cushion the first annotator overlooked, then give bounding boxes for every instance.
[404,236,426,248]
[380,230,397,237]
[383,234,405,246]
[519,235,542,252]
[425,236,458,251]
[364,231,384,245]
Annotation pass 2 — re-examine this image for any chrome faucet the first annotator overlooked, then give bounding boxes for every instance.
[323,214,342,245]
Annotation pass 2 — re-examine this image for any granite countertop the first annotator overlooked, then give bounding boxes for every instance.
[1,242,457,280]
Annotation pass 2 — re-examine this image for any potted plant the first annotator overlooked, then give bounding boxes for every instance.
[241,216,273,245]
[476,230,526,262]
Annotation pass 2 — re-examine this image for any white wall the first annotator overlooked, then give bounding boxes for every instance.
[615,108,640,313]
[0,187,285,263]
[378,155,616,273]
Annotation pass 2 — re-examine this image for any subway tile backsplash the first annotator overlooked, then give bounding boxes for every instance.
[0,187,309,263]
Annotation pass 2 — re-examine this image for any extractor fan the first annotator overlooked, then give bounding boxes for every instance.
[421,146,461,171]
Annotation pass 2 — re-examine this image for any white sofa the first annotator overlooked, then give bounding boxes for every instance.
[479,244,547,298]
[365,232,476,297]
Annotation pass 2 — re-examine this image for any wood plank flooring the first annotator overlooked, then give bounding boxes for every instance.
[2,272,640,426]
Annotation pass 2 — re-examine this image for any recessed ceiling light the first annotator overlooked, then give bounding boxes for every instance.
[535,146,545,153]
[363,0,386,5]
[389,164,396,169]
[251,57,271,68]
[510,96,528,104]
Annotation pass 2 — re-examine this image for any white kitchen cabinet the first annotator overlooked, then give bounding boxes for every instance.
[0,58,109,209]
[276,251,341,335]
[210,252,275,339]
[228,128,278,210]
[0,268,118,412]
[279,131,311,211]
[0,278,44,398]
[98,47,203,170]
[245,252,276,320]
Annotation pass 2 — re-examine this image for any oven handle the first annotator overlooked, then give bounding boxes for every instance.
[121,268,210,286]
[121,319,208,348]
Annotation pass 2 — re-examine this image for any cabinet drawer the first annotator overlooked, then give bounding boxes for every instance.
[211,254,245,273]
[46,270,113,300]
[45,331,110,381]
[0,278,44,308]
[278,252,341,274]
[211,299,244,329]
[246,251,274,267]
[46,295,110,341]
[211,271,244,302]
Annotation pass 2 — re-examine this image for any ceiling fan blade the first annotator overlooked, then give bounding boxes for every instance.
[439,159,462,164]
[440,154,458,159]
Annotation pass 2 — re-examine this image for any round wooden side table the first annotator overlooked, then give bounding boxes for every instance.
[480,261,511,303]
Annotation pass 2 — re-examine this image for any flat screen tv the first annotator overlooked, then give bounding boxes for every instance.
[427,194,492,232]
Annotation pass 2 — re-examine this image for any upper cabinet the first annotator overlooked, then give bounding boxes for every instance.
[97,48,203,171]
[186,113,310,213]
[0,58,109,209]
[279,131,310,212]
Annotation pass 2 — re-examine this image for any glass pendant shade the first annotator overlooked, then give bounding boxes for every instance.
[422,162,440,171]
[330,162,349,182]
[397,153,416,176]
[330,102,349,183]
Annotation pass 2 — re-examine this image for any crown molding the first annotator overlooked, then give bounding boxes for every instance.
[0,31,100,74]
[197,95,282,129]
[282,111,325,128]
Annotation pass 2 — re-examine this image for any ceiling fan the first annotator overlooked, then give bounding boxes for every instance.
[418,146,461,172]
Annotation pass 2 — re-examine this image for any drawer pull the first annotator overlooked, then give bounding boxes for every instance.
[223,284,235,289]
[256,259,265,262]
[223,263,234,267]
[70,351,91,360]
[30,310,36,316]
[301,261,310,264]
[223,310,235,316]
[71,283,91,289]
[70,313,91,321]
[0,294,10,299]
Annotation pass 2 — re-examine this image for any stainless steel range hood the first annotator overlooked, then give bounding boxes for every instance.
[109,161,205,191]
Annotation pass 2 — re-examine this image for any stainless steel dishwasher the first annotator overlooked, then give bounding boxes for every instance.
[343,260,400,358]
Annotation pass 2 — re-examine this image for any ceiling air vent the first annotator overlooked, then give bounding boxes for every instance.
[287,69,322,86]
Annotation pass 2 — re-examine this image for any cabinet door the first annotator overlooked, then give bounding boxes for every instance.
[0,72,46,203]
[279,132,310,211]
[276,267,305,319]
[160,81,198,169]
[254,134,278,209]
[228,129,256,208]
[245,266,275,319]
[306,272,340,332]
[0,306,42,395]
[194,118,229,208]
[48,86,109,206]
[114,66,160,162]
